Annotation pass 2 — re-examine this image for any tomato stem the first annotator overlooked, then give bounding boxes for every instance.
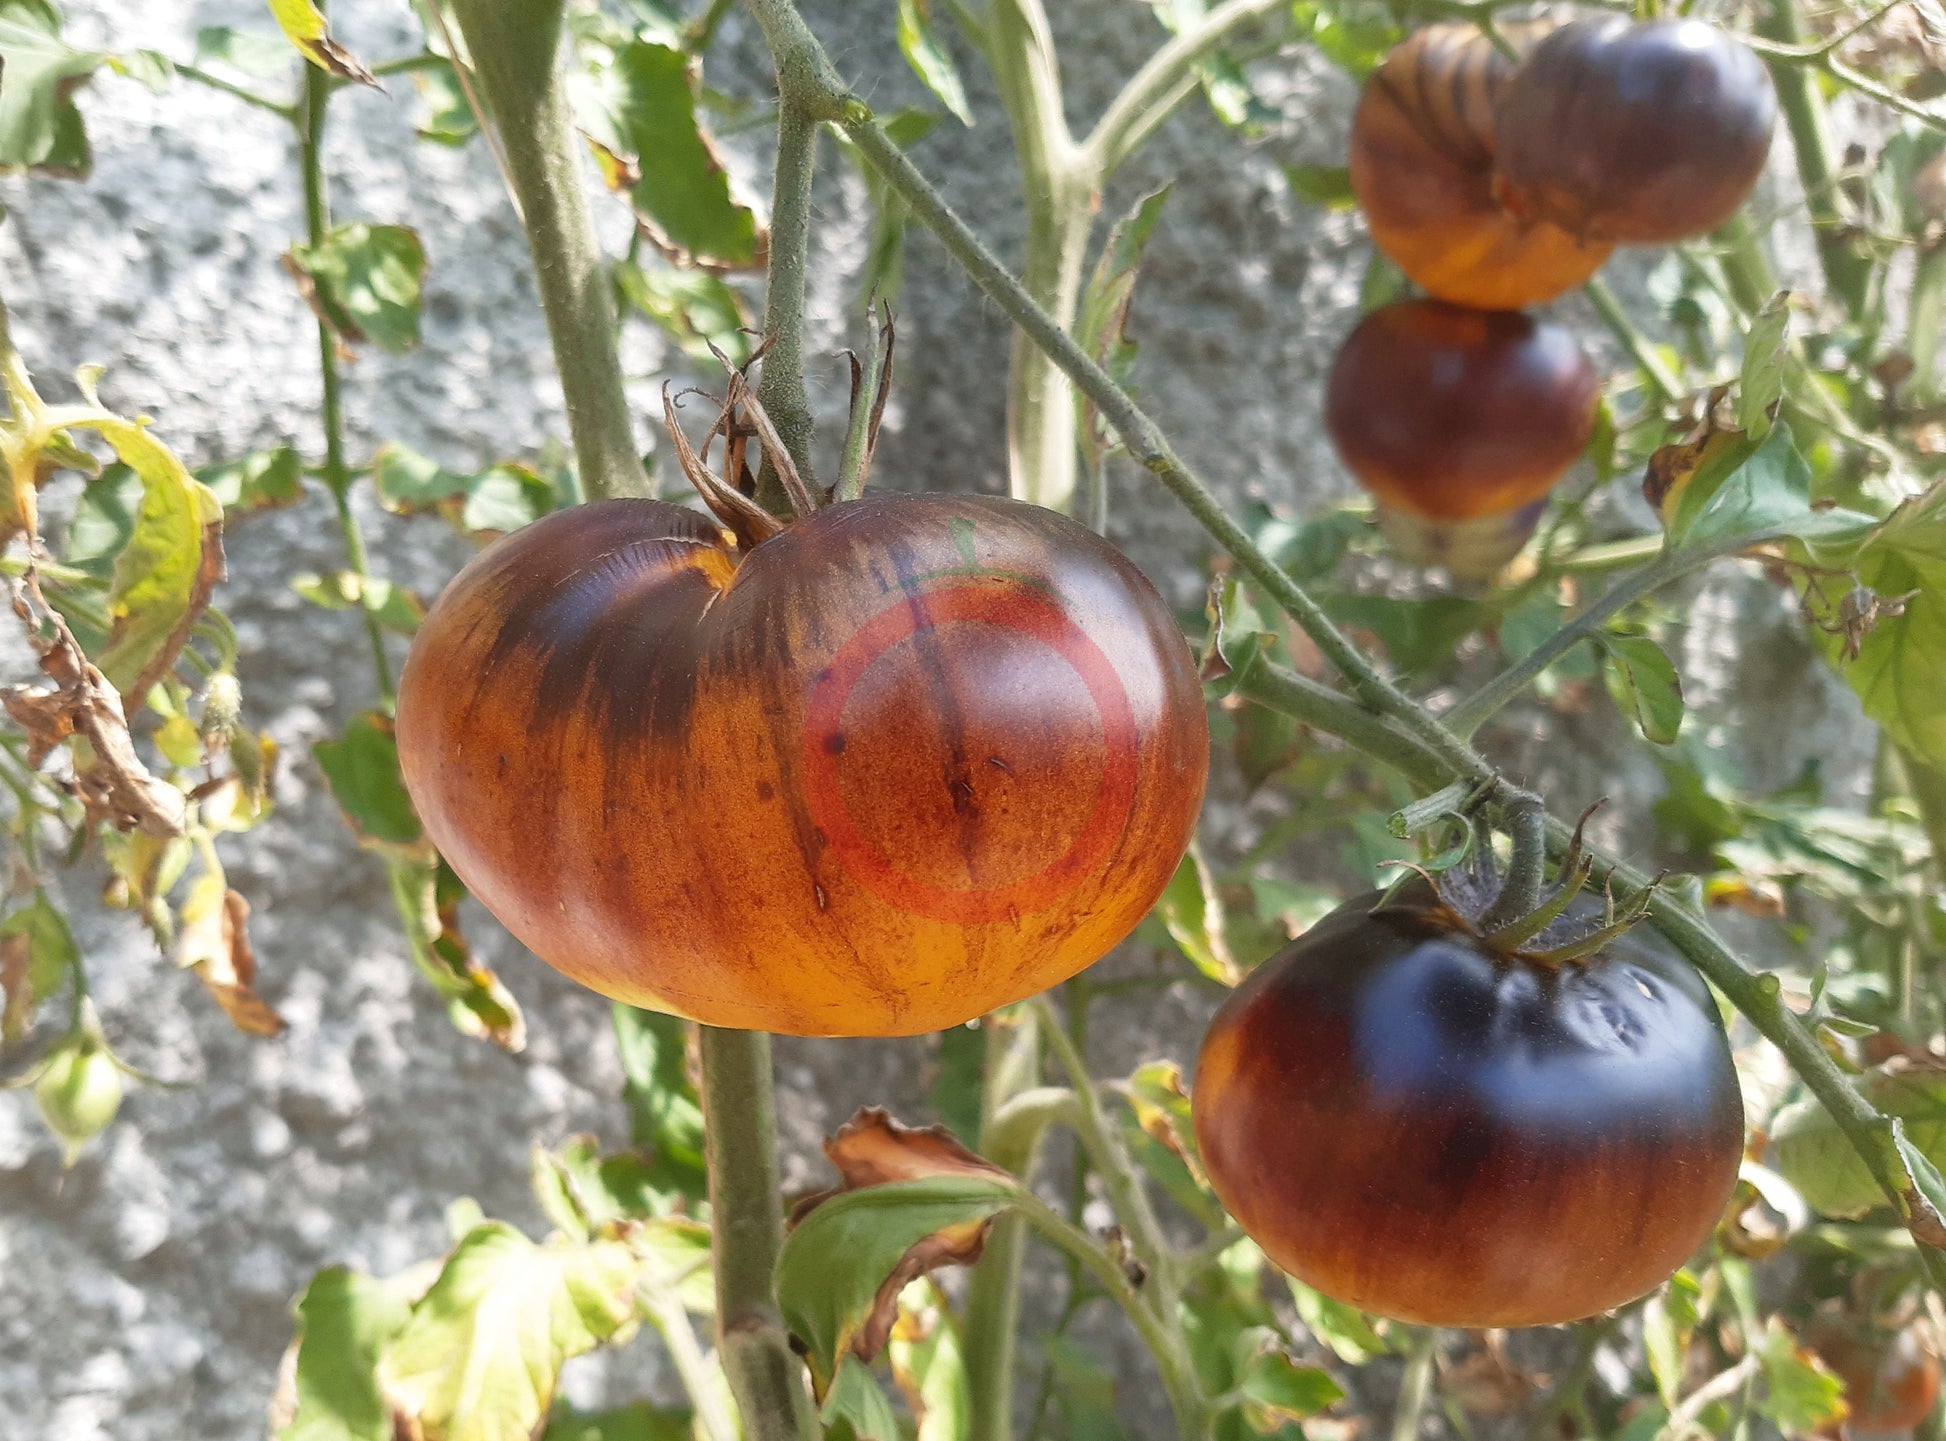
[449,0,649,503]
[697,1024,821,1441]
[750,102,823,506]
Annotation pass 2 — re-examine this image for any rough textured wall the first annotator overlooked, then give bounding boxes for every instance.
[0,3,1872,1439]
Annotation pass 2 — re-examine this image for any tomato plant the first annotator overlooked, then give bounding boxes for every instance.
[4,0,1946,1438]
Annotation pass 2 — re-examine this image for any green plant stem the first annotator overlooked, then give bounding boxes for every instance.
[1583,276,1683,405]
[688,0,742,53]
[1014,1194,1210,1439]
[983,0,1091,514]
[1757,0,1872,320]
[300,48,394,708]
[641,1280,743,1441]
[173,63,298,121]
[697,1026,819,1441]
[964,1011,1052,1441]
[1909,242,1946,402]
[1712,212,1779,316]
[1084,0,1286,174]
[1446,546,1720,739]
[449,0,647,502]
[1391,1329,1438,1441]
[751,102,822,500]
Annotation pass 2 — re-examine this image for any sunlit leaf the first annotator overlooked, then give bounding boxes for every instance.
[1808,484,1946,772]
[1283,164,1354,209]
[413,59,478,147]
[1739,292,1791,437]
[371,444,556,539]
[279,1266,419,1441]
[542,1402,692,1441]
[1771,1067,1946,1219]
[889,1284,969,1441]
[571,38,761,269]
[896,0,971,126]
[0,891,78,1041]
[1237,1349,1344,1432]
[0,0,102,175]
[1754,1318,1847,1437]
[387,856,526,1052]
[315,711,421,851]
[1156,842,1238,985]
[286,224,426,354]
[264,0,378,86]
[613,258,750,364]
[1288,1278,1387,1365]
[198,447,305,514]
[178,869,286,1036]
[612,1005,709,1209]
[377,1223,640,1441]
[1660,422,1873,555]
[1601,632,1684,745]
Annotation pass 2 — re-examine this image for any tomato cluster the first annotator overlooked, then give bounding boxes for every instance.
[1333,19,1773,576]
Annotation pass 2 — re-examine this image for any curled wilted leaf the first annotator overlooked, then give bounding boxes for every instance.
[2,583,184,837]
[179,874,285,1037]
[778,1109,1022,1396]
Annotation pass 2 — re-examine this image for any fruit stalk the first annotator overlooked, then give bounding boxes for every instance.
[298,42,394,707]
[698,1025,820,1441]
[449,0,649,503]
[1755,0,1873,320]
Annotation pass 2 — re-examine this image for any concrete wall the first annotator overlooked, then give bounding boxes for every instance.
[0,2,1870,1437]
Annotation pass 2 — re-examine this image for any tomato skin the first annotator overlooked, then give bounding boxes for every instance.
[1192,880,1744,1328]
[1807,1321,1941,1436]
[1494,18,1776,244]
[1349,24,1612,309]
[397,494,1208,1038]
[1325,299,1599,523]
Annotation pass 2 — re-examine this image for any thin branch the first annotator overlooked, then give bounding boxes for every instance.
[1584,276,1683,405]
[173,63,298,121]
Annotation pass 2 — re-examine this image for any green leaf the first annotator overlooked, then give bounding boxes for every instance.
[386,857,526,1052]
[315,711,422,850]
[1324,593,1487,677]
[1754,1319,1847,1437]
[927,1021,985,1145]
[1283,164,1354,209]
[413,60,478,147]
[0,0,103,175]
[199,447,305,513]
[571,39,760,269]
[1074,186,1170,479]
[613,258,750,365]
[371,445,555,539]
[1771,1068,1946,1219]
[1643,1271,1702,1408]
[194,25,295,78]
[1041,1336,1127,1441]
[280,1267,418,1441]
[287,223,426,353]
[1738,292,1791,437]
[377,1223,640,1441]
[1156,842,1238,985]
[542,1402,692,1441]
[822,1355,901,1441]
[1810,484,1946,771]
[896,0,971,125]
[775,1176,1020,1395]
[611,1005,709,1209]
[1287,1279,1386,1365]
[294,572,424,636]
[1237,1351,1344,1432]
[1664,424,1874,554]
[1,891,79,1041]
[84,415,225,698]
[1601,633,1685,745]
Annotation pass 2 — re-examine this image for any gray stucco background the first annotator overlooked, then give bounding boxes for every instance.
[0,2,1877,1438]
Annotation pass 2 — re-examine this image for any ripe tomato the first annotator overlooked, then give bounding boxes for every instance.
[1807,1319,1941,1437]
[1325,299,1598,577]
[1349,24,1612,310]
[1192,877,1744,1327]
[1494,18,1776,244]
[396,494,1208,1037]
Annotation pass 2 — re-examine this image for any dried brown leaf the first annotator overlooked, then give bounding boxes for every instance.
[184,886,286,1037]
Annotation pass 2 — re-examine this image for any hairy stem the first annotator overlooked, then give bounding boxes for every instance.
[1583,276,1682,405]
[964,1011,1050,1441]
[698,1026,819,1441]
[1446,546,1718,738]
[449,0,647,501]
[752,102,823,500]
[985,0,1090,513]
[1757,0,1873,320]
[300,45,394,707]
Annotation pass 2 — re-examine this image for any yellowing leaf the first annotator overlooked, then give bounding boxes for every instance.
[377,1223,640,1441]
[264,0,377,86]
[178,870,285,1036]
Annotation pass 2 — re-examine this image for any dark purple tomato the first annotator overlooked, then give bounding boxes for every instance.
[1192,878,1744,1327]
[1325,299,1600,523]
[1494,18,1776,244]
